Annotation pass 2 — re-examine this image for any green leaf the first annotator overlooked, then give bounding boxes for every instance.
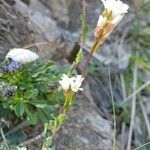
[35,104,48,108]
[18,82,33,90]
[43,60,56,69]
[75,49,83,64]
[43,136,53,147]
[54,114,66,131]
[37,109,49,123]
[36,105,55,123]
[25,89,38,98]
[29,99,55,109]
[0,59,65,127]
[27,111,38,125]
[14,103,26,117]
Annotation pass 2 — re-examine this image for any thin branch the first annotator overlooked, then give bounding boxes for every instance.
[134,141,150,150]
[0,118,10,128]
[122,80,150,105]
[0,128,9,150]
[23,42,56,49]
[81,0,86,49]
[19,131,45,147]
[82,40,99,76]
[82,0,86,19]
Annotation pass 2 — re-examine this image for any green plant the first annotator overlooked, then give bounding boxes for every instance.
[0,60,65,125]
[0,0,131,149]
[0,60,67,149]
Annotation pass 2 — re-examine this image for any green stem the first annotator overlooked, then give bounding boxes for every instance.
[67,61,77,77]
[63,92,74,113]
[108,69,116,150]
[50,92,74,136]
[82,39,100,76]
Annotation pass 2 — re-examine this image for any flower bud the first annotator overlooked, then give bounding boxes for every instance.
[94,0,129,40]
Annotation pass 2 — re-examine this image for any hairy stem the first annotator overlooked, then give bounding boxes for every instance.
[63,92,74,113]
[82,39,99,76]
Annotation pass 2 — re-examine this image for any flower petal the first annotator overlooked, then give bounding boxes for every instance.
[101,0,129,17]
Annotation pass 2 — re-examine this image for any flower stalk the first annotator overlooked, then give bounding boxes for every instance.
[63,91,75,113]
[60,74,84,112]
[82,0,129,76]
[82,38,100,76]
[50,74,84,135]
[46,1,129,148]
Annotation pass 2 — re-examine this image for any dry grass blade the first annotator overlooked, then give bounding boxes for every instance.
[23,42,57,49]
[126,57,138,150]
[140,101,150,137]
[120,73,127,100]
[122,80,150,105]
[108,68,116,150]
[134,141,150,150]
[121,123,126,150]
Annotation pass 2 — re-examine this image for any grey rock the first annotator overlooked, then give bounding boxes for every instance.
[42,0,69,27]
[0,0,34,62]
[54,83,112,150]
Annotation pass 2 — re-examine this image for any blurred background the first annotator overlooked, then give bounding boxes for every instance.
[0,0,149,149]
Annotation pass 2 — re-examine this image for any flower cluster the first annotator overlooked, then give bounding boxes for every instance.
[59,74,84,92]
[94,0,129,43]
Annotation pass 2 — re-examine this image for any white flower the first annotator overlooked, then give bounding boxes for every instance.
[59,74,71,91]
[111,14,124,24]
[101,0,129,17]
[17,147,27,150]
[97,15,107,26]
[70,75,84,92]
[59,74,84,92]
[6,48,39,64]
[95,15,107,37]
[95,0,129,38]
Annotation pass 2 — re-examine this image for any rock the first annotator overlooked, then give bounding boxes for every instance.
[4,0,16,5]
[0,0,133,149]
[14,0,30,17]
[42,0,69,27]
[54,83,112,150]
[0,0,34,62]
[15,0,61,43]
[14,0,62,60]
